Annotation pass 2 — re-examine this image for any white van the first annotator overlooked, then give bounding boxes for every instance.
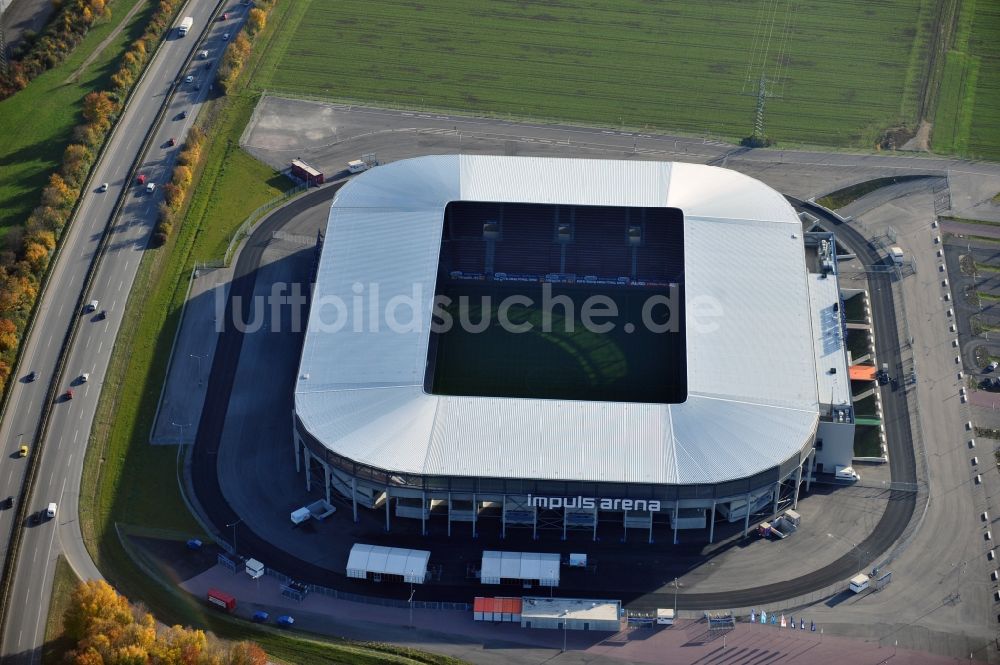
[835,465,860,481]
[46,502,57,519]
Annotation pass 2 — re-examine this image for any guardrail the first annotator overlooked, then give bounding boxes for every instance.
[0,0,227,647]
[223,183,307,266]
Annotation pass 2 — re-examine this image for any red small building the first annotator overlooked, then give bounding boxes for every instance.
[291,159,324,186]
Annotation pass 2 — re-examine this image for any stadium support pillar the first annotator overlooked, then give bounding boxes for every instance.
[709,501,717,543]
[293,429,300,473]
[806,449,815,492]
[593,508,598,542]
[421,491,427,536]
[649,510,654,545]
[385,489,391,532]
[304,449,312,492]
[794,463,804,509]
[562,508,567,541]
[323,461,331,505]
[532,505,538,541]
[742,492,751,538]
[502,495,507,539]
[672,502,679,545]
[771,481,781,518]
[447,492,452,537]
[622,509,628,542]
[351,478,358,523]
[472,493,478,538]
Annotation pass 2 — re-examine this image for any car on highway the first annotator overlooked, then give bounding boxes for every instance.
[1,496,12,510]
[97,309,107,320]
[63,389,74,401]
[18,445,28,457]
[167,137,176,147]
[46,502,57,519]
[276,615,294,628]
[79,373,90,384]
[25,370,37,382]
[146,182,156,193]
[85,300,99,313]
[179,110,188,119]
[220,12,229,20]
[185,75,195,84]
[137,174,147,185]
[98,182,109,192]
[198,49,209,59]
[251,611,269,623]
[222,33,230,41]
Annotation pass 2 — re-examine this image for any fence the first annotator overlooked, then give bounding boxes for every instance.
[222,183,307,266]
[261,565,470,612]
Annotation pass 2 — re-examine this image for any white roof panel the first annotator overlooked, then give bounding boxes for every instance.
[296,155,821,486]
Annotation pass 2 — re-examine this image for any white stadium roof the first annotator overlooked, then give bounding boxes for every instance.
[295,155,820,486]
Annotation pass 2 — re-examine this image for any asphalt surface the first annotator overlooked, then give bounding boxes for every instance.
[0,0,53,56]
[0,2,241,661]
[186,182,919,611]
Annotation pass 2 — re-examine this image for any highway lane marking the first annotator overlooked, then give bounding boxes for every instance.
[118,280,124,292]
[98,340,104,355]
[73,430,79,443]
[67,453,73,469]
[47,335,53,349]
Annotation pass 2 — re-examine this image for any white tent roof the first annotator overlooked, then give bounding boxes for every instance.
[481,551,560,586]
[346,543,431,583]
[296,155,820,486]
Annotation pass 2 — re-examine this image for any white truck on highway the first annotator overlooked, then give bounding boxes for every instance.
[178,16,194,36]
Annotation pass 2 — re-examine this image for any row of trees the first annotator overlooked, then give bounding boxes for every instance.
[63,580,267,664]
[0,0,183,391]
[154,127,205,245]
[154,0,281,239]
[216,1,275,94]
[0,0,111,98]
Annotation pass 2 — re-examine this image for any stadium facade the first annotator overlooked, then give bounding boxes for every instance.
[292,155,856,543]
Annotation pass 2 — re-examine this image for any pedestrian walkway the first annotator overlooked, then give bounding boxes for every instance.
[180,564,974,665]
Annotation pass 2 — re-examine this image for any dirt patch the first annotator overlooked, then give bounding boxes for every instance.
[900,119,932,151]
[876,126,915,151]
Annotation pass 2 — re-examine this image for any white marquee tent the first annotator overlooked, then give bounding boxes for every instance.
[346,543,430,584]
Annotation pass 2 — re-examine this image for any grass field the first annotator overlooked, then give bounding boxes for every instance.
[432,282,686,403]
[41,556,78,664]
[931,0,1000,159]
[0,0,151,241]
[251,0,931,148]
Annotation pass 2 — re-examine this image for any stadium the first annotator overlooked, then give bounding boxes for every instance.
[292,155,856,544]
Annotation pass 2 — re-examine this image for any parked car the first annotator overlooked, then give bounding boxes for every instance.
[276,615,294,628]
[251,611,269,623]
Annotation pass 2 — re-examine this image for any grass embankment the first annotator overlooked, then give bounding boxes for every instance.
[0,0,150,242]
[816,175,931,210]
[42,556,80,664]
[930,0,1000,160]
[250,0,929,149]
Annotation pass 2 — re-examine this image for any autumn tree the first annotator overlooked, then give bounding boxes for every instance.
[247,8,266,35]
[0,319,17,351]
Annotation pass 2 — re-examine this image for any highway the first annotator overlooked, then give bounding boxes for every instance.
[0,2,241,661]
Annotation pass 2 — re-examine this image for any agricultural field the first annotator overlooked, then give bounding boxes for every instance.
[931,0,1000,160]
[251,0,932,149]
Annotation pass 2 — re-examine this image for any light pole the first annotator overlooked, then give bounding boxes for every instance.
[408,585,415,628]
[673,576,679,617]
[226,518,243,558]
[171,421,190,445]
[190,353,207,386]
[827,532,865,574]
[561,610,568,652]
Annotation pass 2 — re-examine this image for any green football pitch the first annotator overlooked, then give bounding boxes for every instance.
[429,282,686,403]
[253,0,934,149]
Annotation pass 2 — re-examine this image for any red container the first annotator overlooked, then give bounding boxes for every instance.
[206,588,236,611]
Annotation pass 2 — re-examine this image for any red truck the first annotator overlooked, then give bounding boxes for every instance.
[206,588,236,611]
